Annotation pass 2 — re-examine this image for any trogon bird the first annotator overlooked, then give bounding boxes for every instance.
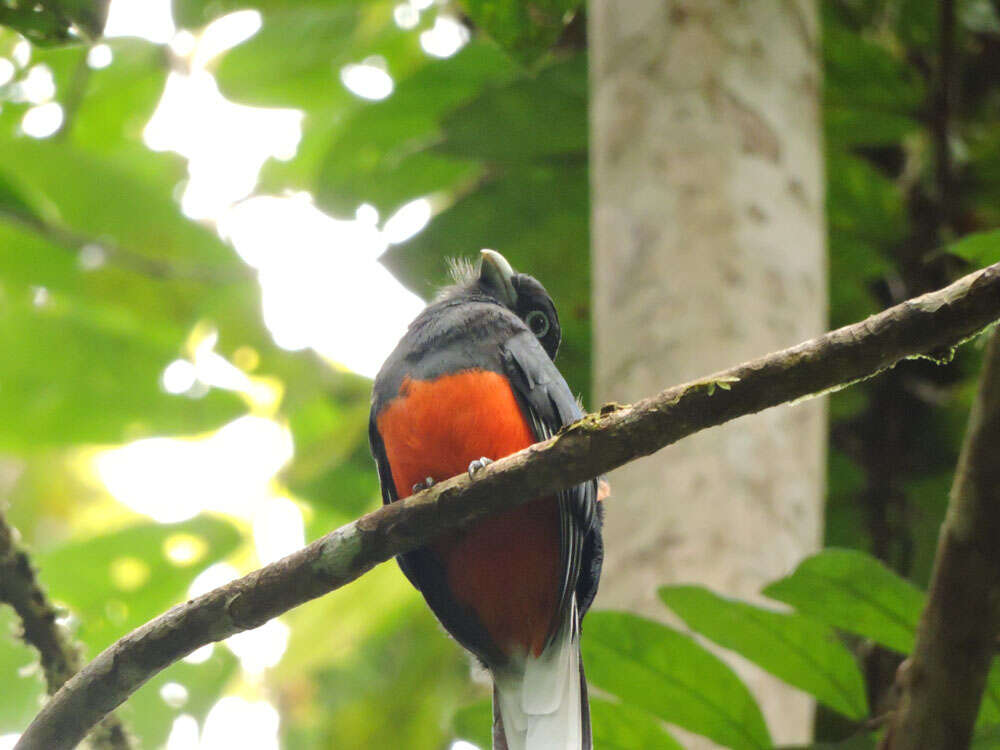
[369,249,604,750]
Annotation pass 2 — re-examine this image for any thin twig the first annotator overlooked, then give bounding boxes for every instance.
[0,207,252,284]
[0,510,132,749]
[15,261,1000,750]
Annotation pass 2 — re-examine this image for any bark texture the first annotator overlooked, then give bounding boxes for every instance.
[14,261,1000,750]
[0,509,132,749]
[883,327,1000,750]
[589,0,825,743]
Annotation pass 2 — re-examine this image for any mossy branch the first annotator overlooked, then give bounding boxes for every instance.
[15,261,1000,750]
[0,509,132,749]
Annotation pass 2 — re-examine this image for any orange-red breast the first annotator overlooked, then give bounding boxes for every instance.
[370,250,603,749]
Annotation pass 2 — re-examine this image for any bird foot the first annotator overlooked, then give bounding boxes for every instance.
[467,457,493,479]
[412,476,436,494]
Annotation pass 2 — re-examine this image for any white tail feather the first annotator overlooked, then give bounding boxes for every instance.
[493,596,583,750]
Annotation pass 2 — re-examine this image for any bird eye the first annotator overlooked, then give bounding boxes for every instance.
[525,310,550,338]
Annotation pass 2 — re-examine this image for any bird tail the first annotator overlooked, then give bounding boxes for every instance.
[491,596,591,750]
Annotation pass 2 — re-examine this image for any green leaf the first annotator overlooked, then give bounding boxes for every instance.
[53,0,110,38]
[763,549,925,655]
[590,698,684,750]
[283,388,381,529]
[949,229,1000,267]
[68,39,169,157]
[974,723,1000,749]
[0,0,108,44]
[214,1,439,201]
[0,7,68,44]
[828,234,890,328]
[904,472,955,589]
[0,137,233,267]
[214,3,359,109]
[214,2,423,111]
[0,132,269,449]
[172,0,237,29]
[893,0,937,50]
[0,285,245,449]
[967,127,1000,228]
[826,151,905,247]
[437,53,586,162]
[285,601,469,749]
[314,41,516,215]
[173,0,350,30]
[460,0,581,65]
[0,210,244,356]
[660,585,869,720]
[0,167,49,222]
[978,661,1000,728]
[452,698,491,749]
[824,107,919,148]
[823,16,923,112]
[0,38,170,164]
[37,516,241,652]
[333,150,479,216]
[583,611,772,750]
[824,450,873,564]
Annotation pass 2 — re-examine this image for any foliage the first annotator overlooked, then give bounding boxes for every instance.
[1,0,1000,748]
[584,611,771,749]
[821,0,1000,726]
[458,0,582,65]
[0,0,109,45]
[949,229,1000,266]
[451,550,1000,748]
[659,585,867,721]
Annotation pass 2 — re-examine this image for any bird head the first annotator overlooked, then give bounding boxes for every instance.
[474,249,562,361]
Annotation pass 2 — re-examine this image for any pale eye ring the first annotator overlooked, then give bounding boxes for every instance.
[525,310,550,338]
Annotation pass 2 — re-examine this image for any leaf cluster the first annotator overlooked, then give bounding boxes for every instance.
[454,549,1000,749]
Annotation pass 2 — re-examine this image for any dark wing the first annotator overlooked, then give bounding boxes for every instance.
[368,416,507,665]
[500,330,603,633]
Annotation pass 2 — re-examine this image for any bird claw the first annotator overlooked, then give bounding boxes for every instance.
[467,457,493,479]
[412,476,435,494]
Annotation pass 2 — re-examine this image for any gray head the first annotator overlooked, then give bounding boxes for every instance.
[439,249,562,360]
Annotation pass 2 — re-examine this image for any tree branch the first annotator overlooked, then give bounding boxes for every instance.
[15,261,1000,750]
[0,509,132,749]
[0,208,253,284]
[883,325,1000,749]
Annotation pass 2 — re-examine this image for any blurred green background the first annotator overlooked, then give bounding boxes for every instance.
[1,0,1000,748]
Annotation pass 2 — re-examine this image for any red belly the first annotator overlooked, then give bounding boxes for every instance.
[376,369,559,656]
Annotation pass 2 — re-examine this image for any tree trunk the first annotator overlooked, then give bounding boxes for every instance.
[589,1,827,744]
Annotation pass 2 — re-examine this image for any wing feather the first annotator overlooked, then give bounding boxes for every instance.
[500,331,600,646]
